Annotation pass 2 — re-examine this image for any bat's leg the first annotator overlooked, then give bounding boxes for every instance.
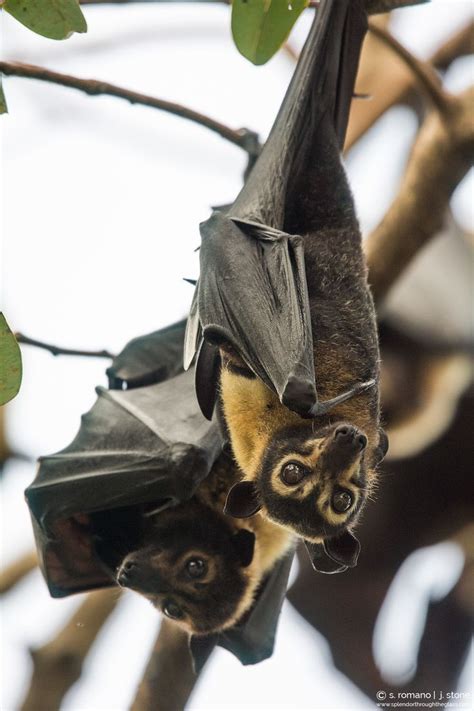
[309,379,376,417]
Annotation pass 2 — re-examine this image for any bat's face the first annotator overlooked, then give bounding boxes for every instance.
[225,422,388,548]
[115,502,256,635]
[258,423,371,541]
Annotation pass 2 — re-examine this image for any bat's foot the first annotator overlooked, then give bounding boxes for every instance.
[309,379,376,417]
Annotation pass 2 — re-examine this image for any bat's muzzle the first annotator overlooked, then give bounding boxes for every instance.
[116,554,167,593]
[321,424,367,477]
[116,556,138,588]
[334,425,367,451]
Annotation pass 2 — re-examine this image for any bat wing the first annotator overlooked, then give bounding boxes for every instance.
[26,370,221,597]
[191,211,316,418]
[107,319,186,389]
[186,0,368,417]
[190,550,294,671]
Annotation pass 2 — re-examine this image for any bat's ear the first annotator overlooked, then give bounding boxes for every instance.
[224,481,262,519]
[232,529,256,567]
[189,633,218,673]
[324,531,360,569]
[304,541,348,574]
[373,428,389,465]
[195,340,221,420]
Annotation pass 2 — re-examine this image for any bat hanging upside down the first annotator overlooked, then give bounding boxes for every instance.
[185,0,388,571]
[112,456,293,636]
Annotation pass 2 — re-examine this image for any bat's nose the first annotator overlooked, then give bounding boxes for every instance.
[117,555,168,594]
[117,556,139,587]
[334,425,367,451]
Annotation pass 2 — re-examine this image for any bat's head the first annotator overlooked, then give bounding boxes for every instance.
[225,422,388,562]
[115,500,257,635]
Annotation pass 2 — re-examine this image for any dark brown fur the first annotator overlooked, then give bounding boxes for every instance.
[220,125,385,547]
[110,458,293,635]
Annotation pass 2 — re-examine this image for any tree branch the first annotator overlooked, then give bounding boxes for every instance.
[431,21,474,72]
[130,619,203,711]
[15,332,115,360]
[0,551,37,594]
[346,21,473,151]
[368,23,453,115]
[20,589,120,711]
[0,62,260,156]
[451,522,474,617]
[366,85,474,304]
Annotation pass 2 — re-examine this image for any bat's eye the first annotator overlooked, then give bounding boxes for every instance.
[185,557,207,579]
[331,489,353,513]
[281,462,308,486]
[163,600,184,620]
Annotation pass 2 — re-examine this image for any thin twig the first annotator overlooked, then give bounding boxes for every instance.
[368,23,453,115]
[0,62,259,155]
[0,551,37,594]
[282,42,299,63]
[15,333,115,359]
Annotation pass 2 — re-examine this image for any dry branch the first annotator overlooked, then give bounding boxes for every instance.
[0,551,37,594]
[362,25,474,303]
[15,332,115,360]
[366,85,474,304]
[368,23,453,113]
[432,22,474,71]
[0,62,259,156]
[452,522,474,616]
[21,589,120,711]
[367,120,473,302]
[130,619,201,711]
[346,21,473,151]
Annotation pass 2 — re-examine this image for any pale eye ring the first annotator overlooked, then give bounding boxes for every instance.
[331,489,353,513]
[163,601,184,620]
[280,462,308,486]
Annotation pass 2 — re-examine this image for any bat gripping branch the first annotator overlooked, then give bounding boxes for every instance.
[309,379,376,417]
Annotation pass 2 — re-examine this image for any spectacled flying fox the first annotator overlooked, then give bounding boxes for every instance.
[112,456,293,635]
[184,0,388,571]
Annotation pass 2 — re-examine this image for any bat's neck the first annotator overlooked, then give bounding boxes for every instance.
[220,368,302,477]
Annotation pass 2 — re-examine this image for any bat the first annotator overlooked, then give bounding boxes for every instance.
[106,319,186,389]
[25,366,221,597]
[25,322,294,667]
[113,454,294,643]
[184,0,388,568]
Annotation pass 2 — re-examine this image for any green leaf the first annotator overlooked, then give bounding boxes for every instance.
[0,314,22,406]
[231,0,308,66]
[3,0,87,40]
[0,76,8,114]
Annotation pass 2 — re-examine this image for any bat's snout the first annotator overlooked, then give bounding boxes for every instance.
[117,553,169,594]
[117,556,138,588]
[320,424,368,479]
[334,425,367,452]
